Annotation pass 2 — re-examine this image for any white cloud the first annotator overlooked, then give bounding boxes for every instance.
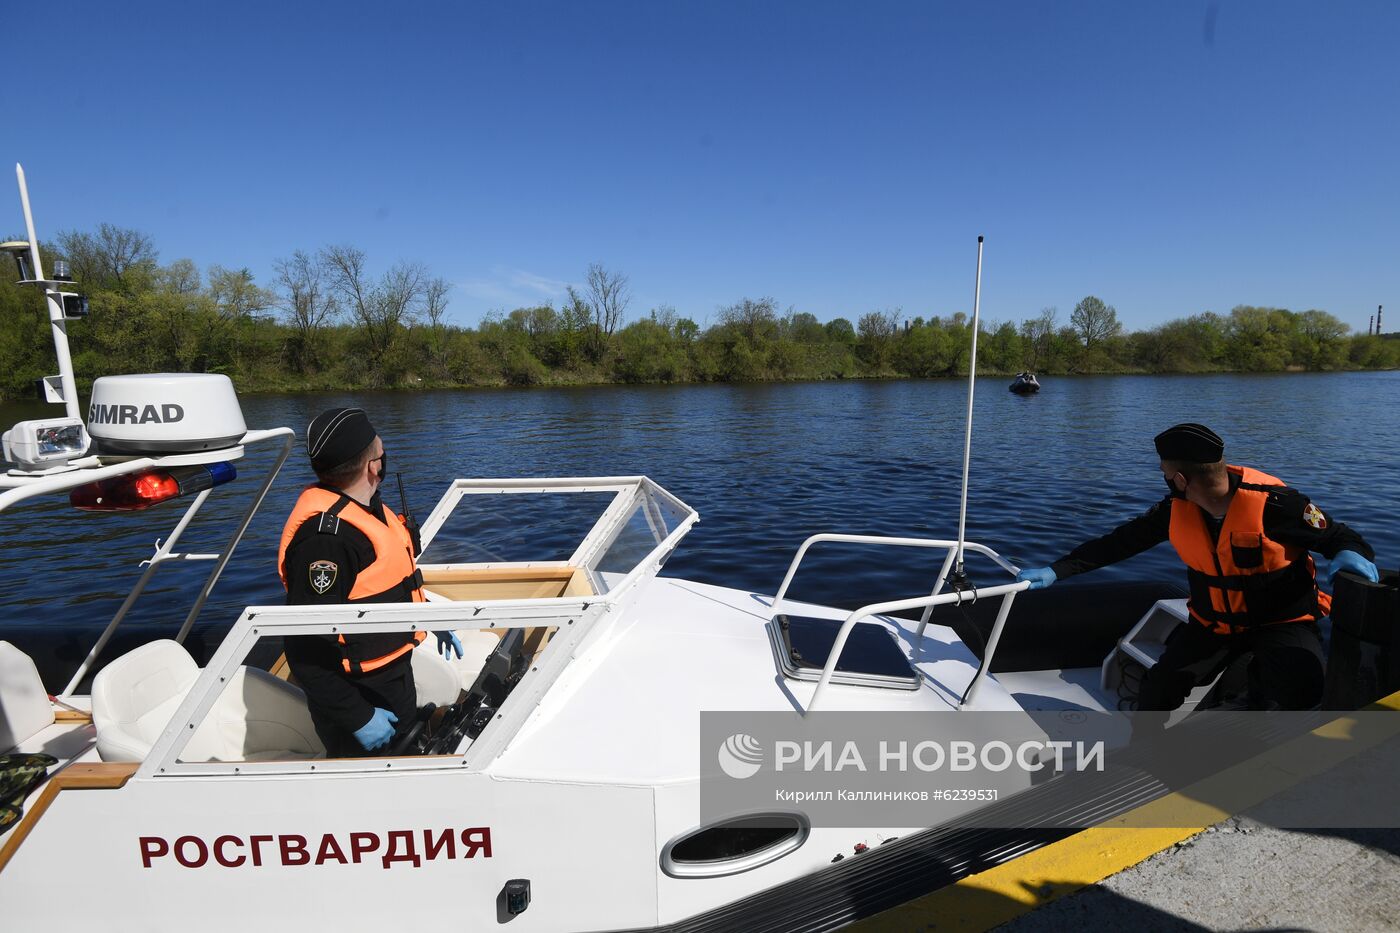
[456,266,572,310]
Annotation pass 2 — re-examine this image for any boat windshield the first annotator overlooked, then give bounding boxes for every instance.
[416,476,696,597]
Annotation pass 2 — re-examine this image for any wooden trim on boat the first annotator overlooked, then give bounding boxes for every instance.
[421,566,594,602]
[269,651,292,680]
[421,567,578,584]
[53,709,93,723]
[0,762,137,874]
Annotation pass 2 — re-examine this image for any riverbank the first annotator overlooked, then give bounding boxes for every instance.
[12,359,1400,404]
[5,263,1399,400]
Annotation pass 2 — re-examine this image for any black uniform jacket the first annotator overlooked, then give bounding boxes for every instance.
[1050,474,1373,582]
[282,488,422,734]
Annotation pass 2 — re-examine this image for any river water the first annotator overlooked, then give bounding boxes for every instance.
[2,372,1396,690]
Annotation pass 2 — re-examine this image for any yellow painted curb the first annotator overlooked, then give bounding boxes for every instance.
[851,690,1400,932]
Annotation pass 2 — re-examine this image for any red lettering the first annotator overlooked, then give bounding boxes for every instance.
[280,834,310,866]
[382,830,421,868]
[461,827,492,859]
[248,834,273,867]
[139,836,169,868]
[174,835,209,868]
[423,828,456,861]
[315,833,348,865]
[213,835,246,868]
[349,832,380,864]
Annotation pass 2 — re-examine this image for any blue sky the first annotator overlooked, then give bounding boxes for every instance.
[5,1,1397,332]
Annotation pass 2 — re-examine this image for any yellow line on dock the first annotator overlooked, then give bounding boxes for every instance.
[852,691,1400,932]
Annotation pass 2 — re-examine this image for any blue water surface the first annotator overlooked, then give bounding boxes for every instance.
[2,372,1396,690]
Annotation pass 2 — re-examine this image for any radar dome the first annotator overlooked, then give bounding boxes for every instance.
[87,374,247,454]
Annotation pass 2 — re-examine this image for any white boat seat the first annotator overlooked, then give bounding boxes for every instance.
[92,640,199,762]
[92,639,324,763]
[0,641,55,752]
[411,642,465,708]
[185,665,324,762]
[447,630,501,690]
[411,630,499,705]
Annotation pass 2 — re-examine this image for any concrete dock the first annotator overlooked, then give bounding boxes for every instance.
[852,699,1400,932]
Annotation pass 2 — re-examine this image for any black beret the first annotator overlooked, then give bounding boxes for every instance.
[307,407,377,473]
[1154,423,1224,463]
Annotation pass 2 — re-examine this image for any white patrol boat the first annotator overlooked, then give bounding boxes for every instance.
[0,168,1205,932]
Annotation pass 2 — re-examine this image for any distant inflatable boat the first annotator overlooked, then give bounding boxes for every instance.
[1010,372,1041,394]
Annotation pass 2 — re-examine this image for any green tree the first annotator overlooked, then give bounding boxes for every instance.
[1293,309,1349,370]
[1224,306,1291,371]
[1070,296,1121,351]
[825,317,856,344]
[207,265,275,321]
[55,223,157,293]
[980,321,1024,373]
[584,263,630,362]
[856,309,900,370]
[274,250,339,373]
[893,321,955,376]
[1019,307,1057,370]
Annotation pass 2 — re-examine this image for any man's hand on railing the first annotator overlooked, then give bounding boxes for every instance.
[1015,566,1056,590]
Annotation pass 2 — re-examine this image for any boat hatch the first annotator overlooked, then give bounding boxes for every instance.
[771,614,919,690]
[416,476,697,600]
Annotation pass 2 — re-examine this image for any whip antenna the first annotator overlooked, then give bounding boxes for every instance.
[395,472,414,525]
[951,236,984,584]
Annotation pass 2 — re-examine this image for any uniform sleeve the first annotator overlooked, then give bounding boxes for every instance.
[1262,487,1374,560]
[1050,497,1173,579]
[284,526,361,603]
[282,523,375,734]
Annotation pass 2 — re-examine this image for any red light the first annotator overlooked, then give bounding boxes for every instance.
[69,462,237,512]
[70,470,182,511]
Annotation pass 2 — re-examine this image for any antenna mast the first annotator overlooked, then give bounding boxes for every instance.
[14,164,83,422]
[952,236,984,581]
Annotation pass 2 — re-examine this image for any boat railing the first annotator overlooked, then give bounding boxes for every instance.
[0,428,297,697]
[769,533,1028,712]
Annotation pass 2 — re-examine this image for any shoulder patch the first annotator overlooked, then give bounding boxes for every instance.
[309,559,339,594]
[1302,502,1327,530]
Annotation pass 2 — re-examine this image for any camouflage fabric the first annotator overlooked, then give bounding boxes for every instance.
[0,754,58,835]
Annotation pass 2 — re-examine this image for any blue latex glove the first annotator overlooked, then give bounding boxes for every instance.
[353,707,398,751]
[1015,566,1057,590]
[436,631,463,660]
[1328,550,1379,585]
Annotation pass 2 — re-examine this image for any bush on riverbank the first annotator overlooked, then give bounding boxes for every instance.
[1,227,1396,401]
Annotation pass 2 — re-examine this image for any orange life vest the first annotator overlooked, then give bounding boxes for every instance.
[278,485,426,673]
[1168,465,1331,635]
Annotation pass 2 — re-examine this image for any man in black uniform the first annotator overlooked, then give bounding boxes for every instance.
[279,407,461,756]
[1016,423,1378,712]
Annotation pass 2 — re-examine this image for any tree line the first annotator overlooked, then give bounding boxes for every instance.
[1,222,1396,401]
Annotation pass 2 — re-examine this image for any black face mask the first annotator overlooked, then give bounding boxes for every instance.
[1165,475,1184,498]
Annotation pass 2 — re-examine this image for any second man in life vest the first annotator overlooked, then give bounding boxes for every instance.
[1016,422,1378,713]
[278,407,462,757]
